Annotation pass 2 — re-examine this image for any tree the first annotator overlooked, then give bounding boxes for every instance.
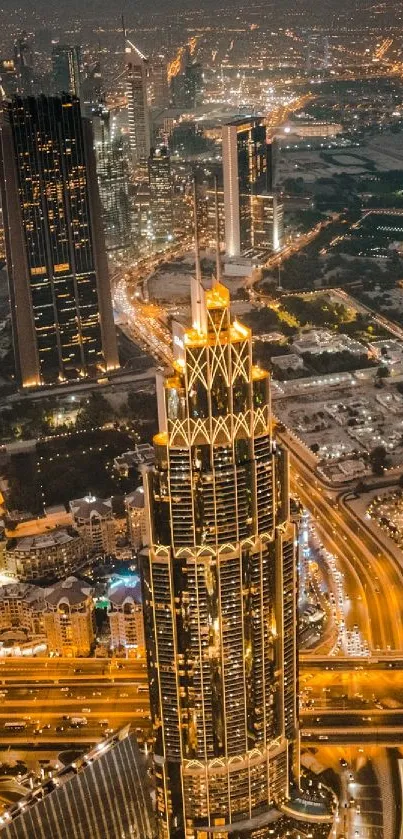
[369,445,388,476]
[76,392,112,430]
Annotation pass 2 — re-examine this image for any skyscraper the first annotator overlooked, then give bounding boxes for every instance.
[140,207,331,837]
[0,727,156,838]
[52,45,81,98]
[0,94,119,386]
[222,119,283,257]
[125,38,151,167]
[92,105,132,253]
[148,146,173,249]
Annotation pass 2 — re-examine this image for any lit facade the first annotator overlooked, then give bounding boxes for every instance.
[69,495,116,556]
[148,146,174,249]
[141,273,301,838]
[126,39,151,166]
[92,105,132,253]
[108,577,145,653]
[0,95,119,387]
[0,583,45,637]
[43,576,95,657]
[5,528,85,582]
[126,487,147,550]
[222,121,283,256]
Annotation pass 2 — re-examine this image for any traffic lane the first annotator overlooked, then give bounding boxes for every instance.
[291,472,390,649]
[287,436,403,648]
[292,473,376,645]
[302,711,403,726]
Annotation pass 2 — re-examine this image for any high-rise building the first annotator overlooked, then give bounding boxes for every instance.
[140,215,333,835]
[125,38,151,166]
[69,495,116,556]
[0,94,119,387]
[52,45,81,98]
[222,119,283,257]
[43,576,95,657]
[0,727,156,838]
[92,105,132,252]
[13,33,35,95]
[150,58,169,107]
[108,576,145,654]
[148,146,173,249]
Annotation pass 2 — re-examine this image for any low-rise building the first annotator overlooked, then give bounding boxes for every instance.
[113,443,154,477]
[125,487,147,549]
[43,576,95,657]
[69,495,116,556]
[293,329,366,357]
[4,529,84,582]
[108,576,144,654]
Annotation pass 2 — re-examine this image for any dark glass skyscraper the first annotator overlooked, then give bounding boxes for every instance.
[52,45,81,98]
[0,94,119,386]
[92,105,132,253]
[223,120,283,256]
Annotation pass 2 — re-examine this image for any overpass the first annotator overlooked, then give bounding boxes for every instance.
[300,656,403,670]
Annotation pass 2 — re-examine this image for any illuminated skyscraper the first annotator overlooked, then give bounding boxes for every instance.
[148,146,173,249]
[52,45,81,98]
[222,120,283,257]
[0,94,119,386]
[125,38,151,167]
[139,197,330,837]
[92,105,132,253]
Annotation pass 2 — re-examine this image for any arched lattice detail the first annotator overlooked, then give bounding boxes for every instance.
[231,339,249,383]
[186,347,208,391]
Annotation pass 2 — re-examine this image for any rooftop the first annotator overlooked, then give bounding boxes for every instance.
[6,529,80,554]
[69,496,113,522]
[44,576,93,607]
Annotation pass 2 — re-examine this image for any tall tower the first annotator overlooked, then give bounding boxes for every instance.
[125,38,151,167]
[222,118,269,257]
[0,94,119,387]
[92,105,132,253]
[52,45,81,98]
[141,226,302,834]
[148,146,173,249]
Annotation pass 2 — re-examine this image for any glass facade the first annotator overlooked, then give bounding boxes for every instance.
[141,279,300,839]
[0,728,156,838]
[0,94,119,385]
[223,121,283,257]
[148,146,173,249]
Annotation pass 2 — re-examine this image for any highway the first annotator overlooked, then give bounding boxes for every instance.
[0,659,151,750]
[279,426,403,652]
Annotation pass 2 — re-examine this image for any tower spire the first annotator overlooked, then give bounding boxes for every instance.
[214,175,222,285]
[193,177,202,283]
[191,177,205,332]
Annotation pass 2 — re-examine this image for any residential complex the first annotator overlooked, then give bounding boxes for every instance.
[69,495,116,556]
[42,576,95,657]
[108,576,145,654]
[4,528,84,582]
